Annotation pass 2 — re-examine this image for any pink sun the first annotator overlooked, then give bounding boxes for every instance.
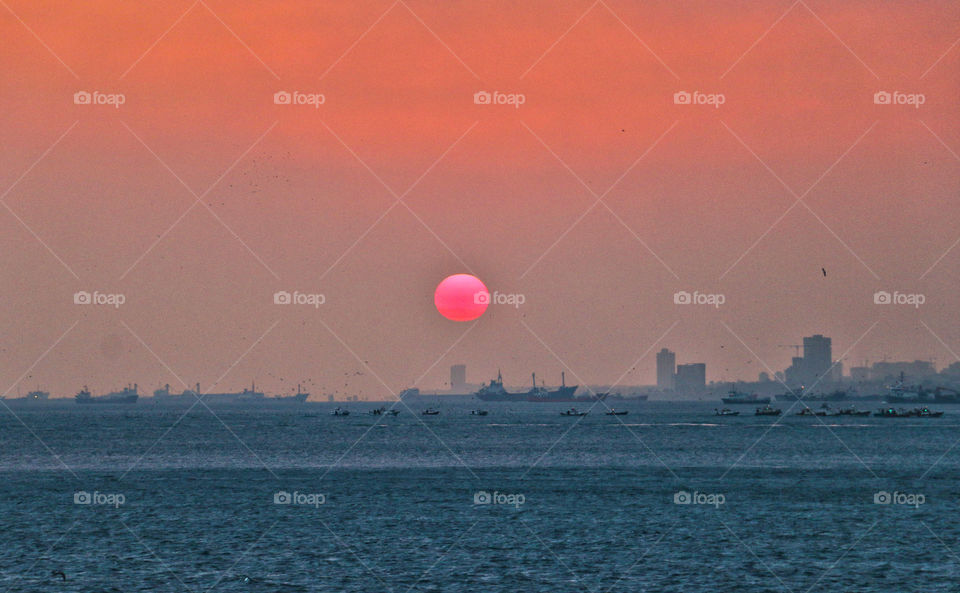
[434,274,488,321]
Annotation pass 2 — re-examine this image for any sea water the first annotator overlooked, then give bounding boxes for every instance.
[0,400,956,592]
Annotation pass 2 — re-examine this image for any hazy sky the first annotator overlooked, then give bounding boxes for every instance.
[1,0,958,398]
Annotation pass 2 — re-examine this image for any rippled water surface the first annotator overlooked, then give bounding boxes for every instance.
[0,400,957,592]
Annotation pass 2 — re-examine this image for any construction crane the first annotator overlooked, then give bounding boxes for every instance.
[778,344,803,357]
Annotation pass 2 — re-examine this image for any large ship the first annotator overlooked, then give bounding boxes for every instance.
[881,373,960,404]
[474,371,597,403]
[274,385,311,403]
[75,385,139,404]
[152,383,309,404]
[776,388,852,402]
[721,388,770,405]
[882,373,930,403]
[2,389,51,403]
[933,387,960,403]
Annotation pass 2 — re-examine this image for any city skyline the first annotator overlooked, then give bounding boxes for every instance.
[14,338,957,401]
[1,0,958,400]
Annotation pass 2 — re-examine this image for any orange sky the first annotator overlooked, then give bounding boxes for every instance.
[1,0,959,398]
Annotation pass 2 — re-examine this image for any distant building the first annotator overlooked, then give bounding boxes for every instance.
[785,356,805,386]
[676,363,706,394]
[656,348,676,390]
[758,371,771,383]
[804,335,832,383]
[784,335,833,387]
[830,361,843,382]
[450,364,467,392]
[942,362,960,379]
[850,366,870,382]
[871,360,936,381]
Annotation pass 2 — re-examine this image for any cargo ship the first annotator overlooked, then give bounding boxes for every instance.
[2,389,50,403]
[776,389,850,402]
[721,389,770,404]
[474,371,600,403]
[75,385,139,404]
[879,373,960,404]
[152,383,309,404]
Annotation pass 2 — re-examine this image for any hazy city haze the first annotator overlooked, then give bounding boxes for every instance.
[1,0,958,398]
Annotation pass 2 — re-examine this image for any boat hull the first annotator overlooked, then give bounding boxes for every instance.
[722,396,771,404]
[475,385,589,402]
[76,395,138,404]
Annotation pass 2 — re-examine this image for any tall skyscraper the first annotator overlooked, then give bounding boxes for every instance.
[675,363,706,394]
[450,364,467,392]
[803,335,832,384]
[656,348,676,390]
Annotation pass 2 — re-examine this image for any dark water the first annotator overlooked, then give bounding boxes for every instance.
[0,400,958,592]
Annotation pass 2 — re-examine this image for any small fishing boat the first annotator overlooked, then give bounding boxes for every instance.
[872,407,943,417]
[421,408,440,416]
[714,408,740,416]
[331,407,350,416]
[875,407,909,417]
[605,409,628,416]
[755,405,782,416]
[470,409,489,416]
[832,405,870,417]
[560,408,588,417]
